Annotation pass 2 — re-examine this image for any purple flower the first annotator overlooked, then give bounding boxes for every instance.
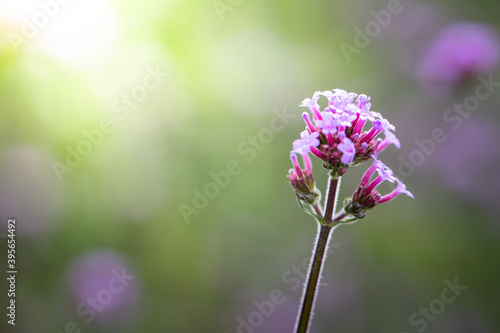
[356,94,371,113]
[329,89,358,110]
[290,89,401,176]
[416,22,500,94]
[302,112,317,132]
[337,111,356,127]
[350,157,413,214]
[292,131,320,155]
[338,138,356,165]
[379,179,414,203]
[315,112,338,135]
[300,94,323,120]
[288,153,319,205]
[288,88,413,221]
[377,129,401,151]
[65,249,141,326]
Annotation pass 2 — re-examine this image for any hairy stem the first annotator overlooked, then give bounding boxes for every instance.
[295,224,332,333]
[323,176,340,224]
[295,175,341,333]
[312,203,323,217]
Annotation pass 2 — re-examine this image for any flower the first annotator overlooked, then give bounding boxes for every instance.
[416,22,500,95]
[290,89,399,176]
[314,112,338,135]
[292,131,320,155]
[288,153,320,205]
[346,157,413,216]
[377,129,401,151]
[65,249,141,326]
[338,138,356,165]
[379,179,414,203]
[288,88,412,220]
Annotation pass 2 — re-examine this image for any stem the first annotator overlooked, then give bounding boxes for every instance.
[295,224,332,333]
[312,203,322,217]
[333,211,347,222]
[323,176,340,225]
[295,175,341,333]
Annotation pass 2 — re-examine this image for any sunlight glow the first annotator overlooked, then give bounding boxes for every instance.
[1,0,121,66]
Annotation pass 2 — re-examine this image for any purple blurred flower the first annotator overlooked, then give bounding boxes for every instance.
[429,118,500,210]
[416,22,500,94]
[65,249,141,326]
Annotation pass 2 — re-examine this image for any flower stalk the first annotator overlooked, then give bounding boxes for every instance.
[295,175,340,333]
[287,89,414,332]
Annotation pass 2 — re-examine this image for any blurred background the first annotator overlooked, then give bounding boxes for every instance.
[1,0,500,332]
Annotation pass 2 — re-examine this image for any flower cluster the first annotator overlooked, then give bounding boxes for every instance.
[344,153,414,219]
[288,89,413,220]
[293,89,400,177]
[287,153,320,205]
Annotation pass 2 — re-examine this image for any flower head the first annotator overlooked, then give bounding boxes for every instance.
[288,88,412,221]
[290,89,401,176]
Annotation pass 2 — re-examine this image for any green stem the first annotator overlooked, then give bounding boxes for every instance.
[295,175,340,333]
[312,203,323,217]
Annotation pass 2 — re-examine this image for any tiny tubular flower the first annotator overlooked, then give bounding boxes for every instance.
[302,112,317,132]
[314,112,338,135]
[377,129,401,151]
[292,131,320,155]
[338,137,356,165]
[378,179,414,203]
